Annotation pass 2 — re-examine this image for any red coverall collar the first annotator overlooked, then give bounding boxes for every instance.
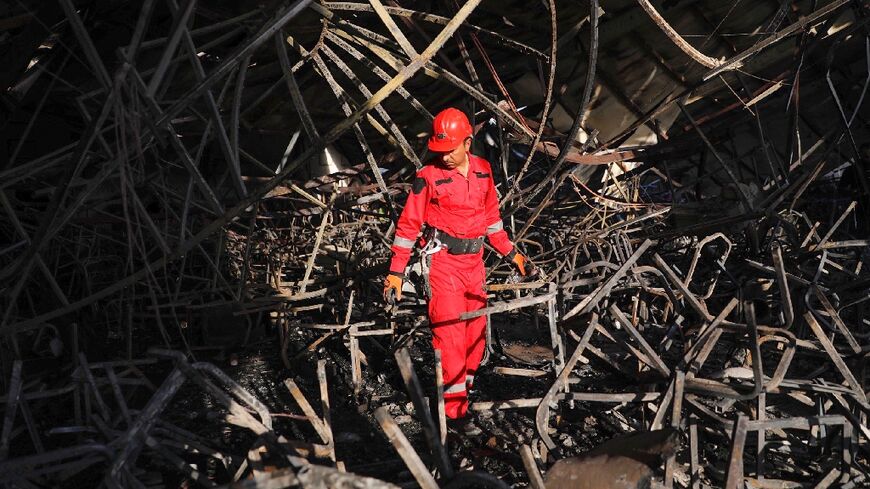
[431,153,481,179]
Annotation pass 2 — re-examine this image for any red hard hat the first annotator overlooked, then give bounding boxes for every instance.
[428,108,473,152]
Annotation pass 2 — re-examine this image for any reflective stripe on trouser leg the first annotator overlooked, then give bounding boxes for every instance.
[429,263,469,419]
[443,393,468,419]
[432,328,468,419]
[443,382,467,419]
[464,270,487,394]
[429,253,485,419]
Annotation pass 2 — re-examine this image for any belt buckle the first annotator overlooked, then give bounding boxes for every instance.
[425,233,445,255]
[464,238,476,254]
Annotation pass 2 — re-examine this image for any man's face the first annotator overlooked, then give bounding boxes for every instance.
[436,138,471,169]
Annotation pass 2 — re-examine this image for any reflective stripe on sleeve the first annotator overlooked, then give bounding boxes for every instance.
[485,220,503,235]
[392,235,415,249]
[444,383,467,395]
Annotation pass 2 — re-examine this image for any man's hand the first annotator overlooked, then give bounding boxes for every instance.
[384,273,403,302]
[508,250,529,276]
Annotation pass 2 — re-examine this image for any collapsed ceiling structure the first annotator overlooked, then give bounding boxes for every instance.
[0,0,869,487]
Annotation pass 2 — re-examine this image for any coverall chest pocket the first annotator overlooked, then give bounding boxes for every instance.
[433,184,456,209]
[472,177,487,208]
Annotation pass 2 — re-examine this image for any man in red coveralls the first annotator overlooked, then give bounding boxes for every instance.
[383,108,528,433]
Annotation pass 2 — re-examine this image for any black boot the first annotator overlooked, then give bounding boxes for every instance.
[447,416,482,436]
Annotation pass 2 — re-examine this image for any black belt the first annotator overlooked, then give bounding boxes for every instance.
[433,229,484,255]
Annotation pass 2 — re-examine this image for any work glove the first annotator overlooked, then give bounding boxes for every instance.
[383,272,403,303]
[507,250,528,276]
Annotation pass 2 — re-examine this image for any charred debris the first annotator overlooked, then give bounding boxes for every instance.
[1,0,870,487]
